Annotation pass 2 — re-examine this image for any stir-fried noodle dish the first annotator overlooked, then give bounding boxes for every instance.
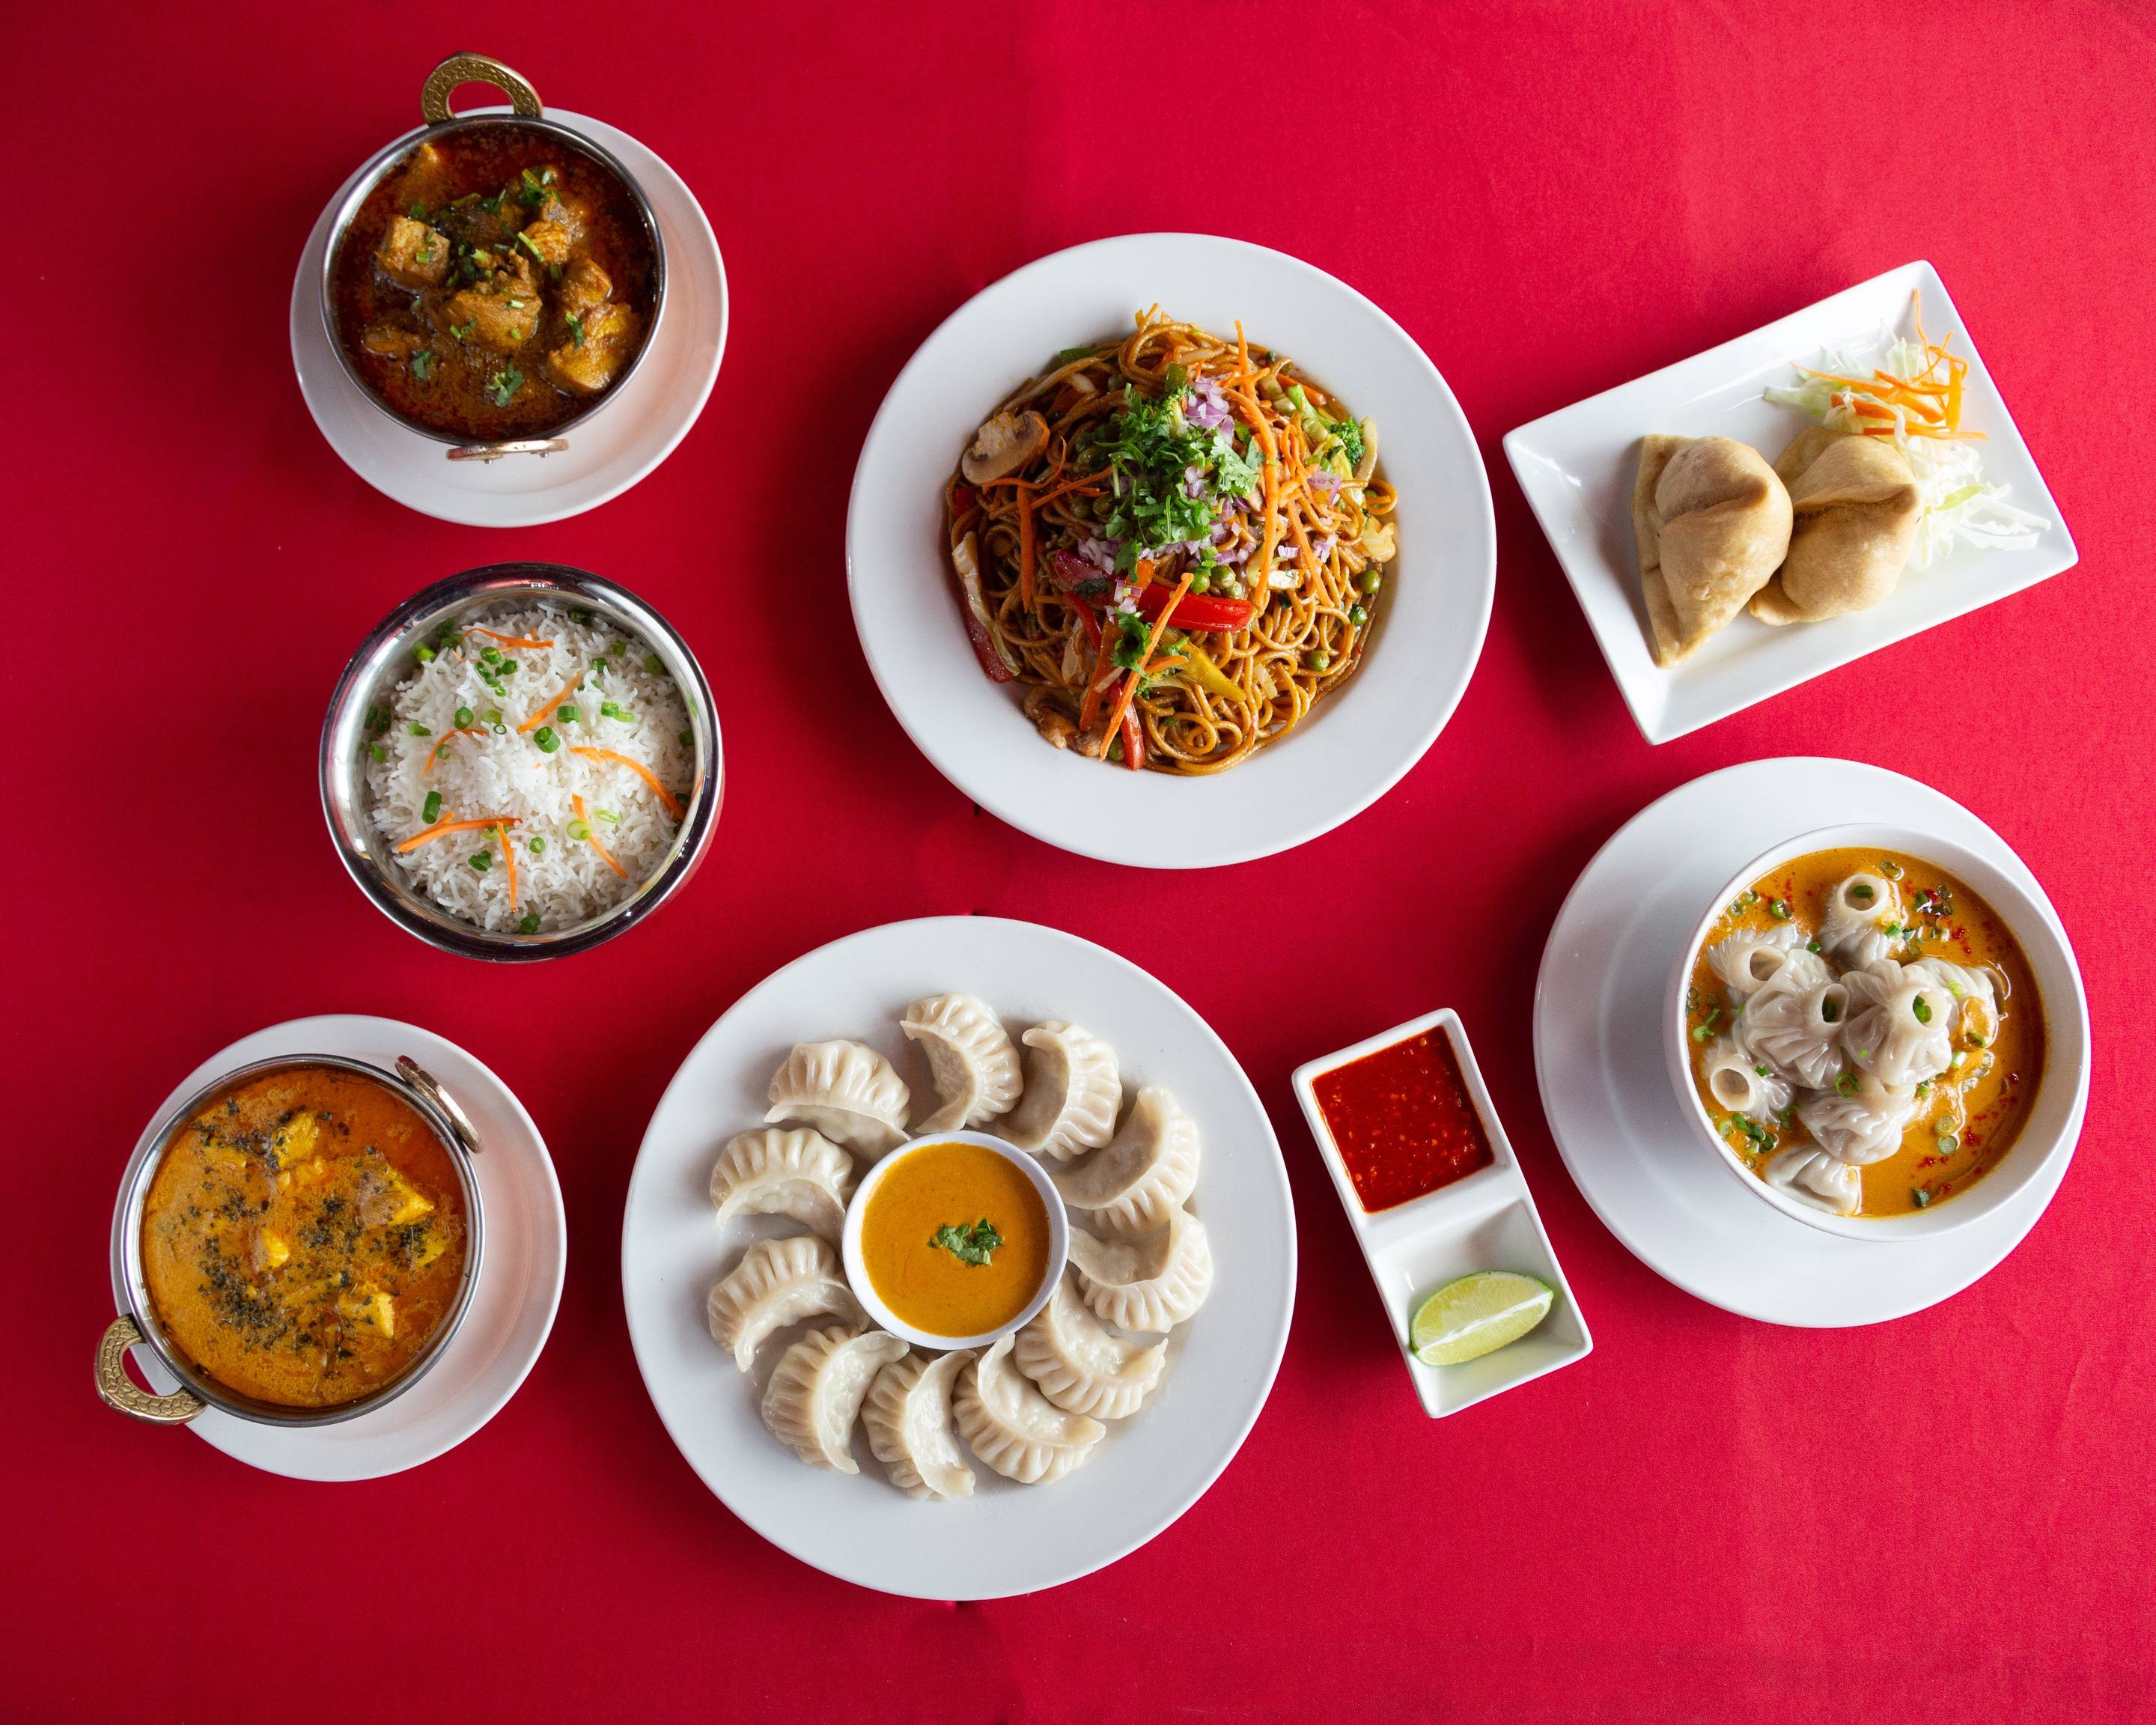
[945,308,1397,775]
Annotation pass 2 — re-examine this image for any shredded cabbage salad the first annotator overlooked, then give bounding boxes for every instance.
[1764,328,2049,568]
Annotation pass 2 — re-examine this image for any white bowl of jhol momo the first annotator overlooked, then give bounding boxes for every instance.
[1668,823,2086,1241]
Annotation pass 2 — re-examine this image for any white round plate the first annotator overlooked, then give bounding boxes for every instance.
[1535,757,2089,1326]
[110,1014,566,1480]
[290,110,727,526]
[846,232,1496,868]
[621,916,1297,1598]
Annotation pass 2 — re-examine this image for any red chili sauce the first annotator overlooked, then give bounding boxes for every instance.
[1313,1029,1494,1212]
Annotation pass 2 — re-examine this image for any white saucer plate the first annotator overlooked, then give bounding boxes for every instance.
[621,916,1297,1598]
[1505,261,2078,743]
[847,232,1495,868]
[290,110,727,527]
[1534,757,2089,1326]
[110,1014,566,1480]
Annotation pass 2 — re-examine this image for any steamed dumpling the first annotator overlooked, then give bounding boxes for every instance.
[1050,1084,1200,1237]
[1014,1270,1166,1420]
[1705,924,1830,1000]
[765,1039,910,1157]
[708,1127,855,1243]
[1763,1144,1862,1216]
[1796,1073,1917,1165]
[1068,1205,1213,1333]
[1840,961,1956,1089]
[1004,1021,1121,1163]
[1818,872,1902,967]
[862,1348,975,1500]
[1699,1035,1791,1120]
[1632,434,1794,666]
[953,1334,1105,1485]
[901,994,1022,1134]
[1737,975,1851,1091]
[761,1325,908,1473]
[1751,428,1921,625]
[706,1234,866,1371]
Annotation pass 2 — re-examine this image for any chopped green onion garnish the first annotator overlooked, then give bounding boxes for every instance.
[600,701,634,721]
[534,726,560,753]
[517,911,542,934]
[1768,898,1792,920]
[408,722,430,737]
[1912,997,1933,1023]
[1912,1187,1931,1208]
[415,645,436,663]
[643,654,663,675]
[567,818,591,841]
[1836,1072,1858,1098]
[529,837,546,855]
[481,645,502,664]
[677,728,693,747]
[596,808,621,824]
[454,705,474,728]
[558,704,582,722]
[469,851,490,871]
[1936,1132,1961,1154]
[422,791,442,824]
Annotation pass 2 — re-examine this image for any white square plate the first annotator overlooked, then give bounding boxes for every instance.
[1502,261,2077,743]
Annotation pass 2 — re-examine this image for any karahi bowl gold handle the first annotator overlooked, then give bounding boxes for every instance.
[95,1315,206,1426]
[421,52,542,124]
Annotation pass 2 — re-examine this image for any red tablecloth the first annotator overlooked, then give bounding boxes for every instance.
[13,3,2152,1719]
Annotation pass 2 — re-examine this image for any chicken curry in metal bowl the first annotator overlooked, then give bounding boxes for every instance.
[97,1055,484,1427]
[324,56,663,452]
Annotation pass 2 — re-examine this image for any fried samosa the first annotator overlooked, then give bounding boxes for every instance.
[1632,435,1794,667]
[1750,427,1922,626]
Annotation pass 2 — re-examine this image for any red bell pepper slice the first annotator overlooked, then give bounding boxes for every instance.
[1135,584,1255,632]
[1119,704,1146,771]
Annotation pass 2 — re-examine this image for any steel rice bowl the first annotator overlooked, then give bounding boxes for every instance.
[322,563,722,961]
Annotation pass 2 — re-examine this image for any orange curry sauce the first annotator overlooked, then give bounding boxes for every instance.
[1314,1029,1494,1211]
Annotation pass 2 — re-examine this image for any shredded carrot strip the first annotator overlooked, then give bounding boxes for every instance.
[466,627,555,650]
[1017,481,1037,611]
[421,725,488,775]
[1029,475,1106,510]
[497,823,517,912]
[395,815,518,854]
[1131,556,1157,593]
[518,673,582,734]
[1078,621,1120,736]
[573,794,627,877]
[569,746,685,817]
[1100,571,1193,755]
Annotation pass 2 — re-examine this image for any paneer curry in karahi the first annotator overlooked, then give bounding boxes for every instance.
[331,124,659,442]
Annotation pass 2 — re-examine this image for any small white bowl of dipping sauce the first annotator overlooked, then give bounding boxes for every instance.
[841,1131,1067,1351]
[1669,823,2088,1241]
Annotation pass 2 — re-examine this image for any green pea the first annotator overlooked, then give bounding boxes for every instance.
[422,790,442,824]
[1306,648,1332,672]
[501,660,519,675]
[1358,570,1382,594]
[481,645,502,664]
[1348,603,1368,627]
[1191,571,1212,595]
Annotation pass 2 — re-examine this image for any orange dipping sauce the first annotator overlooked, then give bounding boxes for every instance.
[1313,1029,1494,1212]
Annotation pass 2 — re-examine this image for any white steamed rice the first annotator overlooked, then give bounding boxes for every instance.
[365,603,694,933]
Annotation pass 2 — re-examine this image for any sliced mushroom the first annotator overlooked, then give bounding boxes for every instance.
[1353,418,1380,485]
[1023,686,1078,751]
[961,410,1050,485]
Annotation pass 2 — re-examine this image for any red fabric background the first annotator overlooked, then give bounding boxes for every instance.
[8,2,2152,1719]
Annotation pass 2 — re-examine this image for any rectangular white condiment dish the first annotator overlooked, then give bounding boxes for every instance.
[1502,260,2077,743]
[1291,1009,1590,1417]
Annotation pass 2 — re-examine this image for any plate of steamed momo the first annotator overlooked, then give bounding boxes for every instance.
[621,915,1296,1600]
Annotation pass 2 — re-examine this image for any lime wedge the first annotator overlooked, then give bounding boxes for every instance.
[1409,1271,1555,1366]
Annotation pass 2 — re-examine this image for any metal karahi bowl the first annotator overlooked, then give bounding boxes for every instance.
[321,562,722,961]
[320,52,667,460]
[97,1054,486,1429]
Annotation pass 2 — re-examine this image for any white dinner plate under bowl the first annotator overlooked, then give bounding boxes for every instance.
[1504,261,2077,743]
[109,1015,566,1480]
[847,233,1496,869]
[1534,757,2088,1327]
[621,916,1297,1598]
[290,110,727,527]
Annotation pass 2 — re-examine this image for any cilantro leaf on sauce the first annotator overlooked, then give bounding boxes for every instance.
[928,1217,1004,1268]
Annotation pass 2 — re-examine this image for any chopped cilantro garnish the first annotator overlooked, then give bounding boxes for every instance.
[566,311,585,348]
[484,365,525,407]
[410,348,435,382]
[928,1217,1004,1268]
